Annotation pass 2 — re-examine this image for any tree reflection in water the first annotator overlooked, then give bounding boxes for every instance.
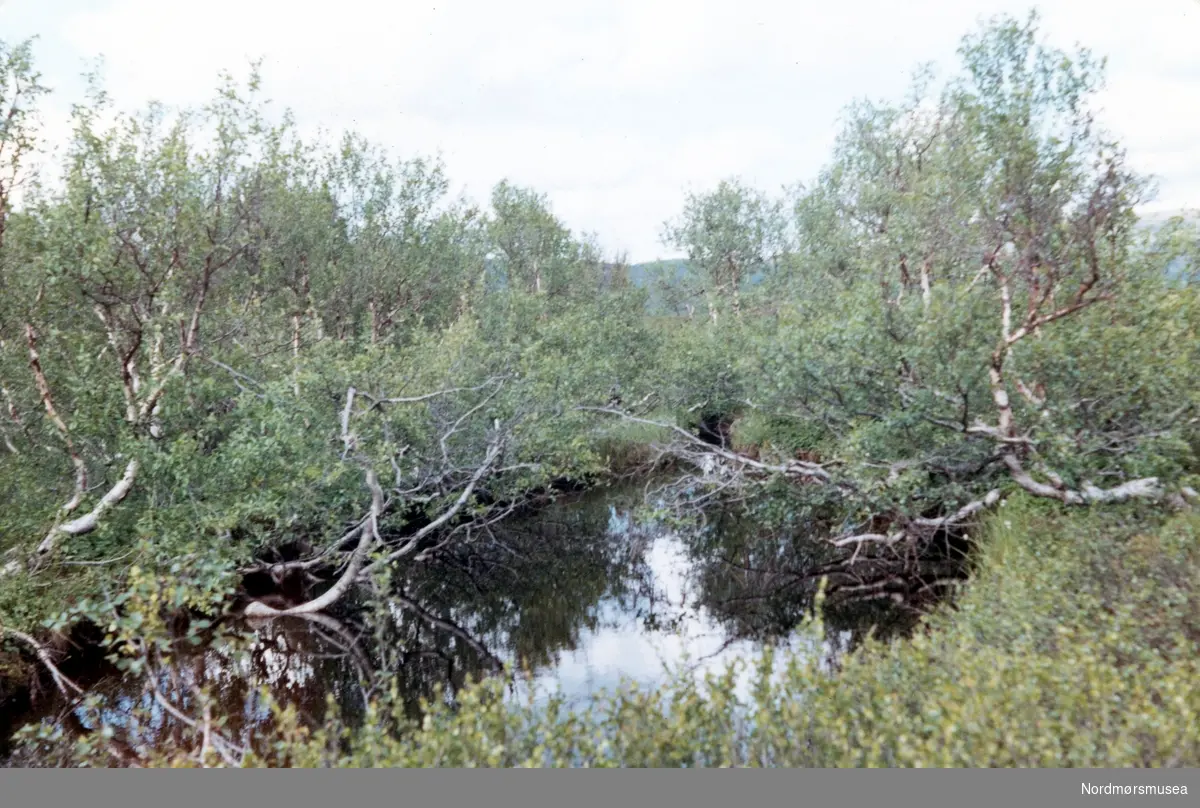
[4,477,965,764]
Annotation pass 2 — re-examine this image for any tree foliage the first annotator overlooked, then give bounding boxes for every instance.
[1,12,1199,768]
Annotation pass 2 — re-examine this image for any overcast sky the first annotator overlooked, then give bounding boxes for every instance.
[2,0,1198,261]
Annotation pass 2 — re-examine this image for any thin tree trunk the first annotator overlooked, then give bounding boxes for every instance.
[309,306,324,342]
[920,258,932,309]
[291,313,302,397]
[1,376,21,454]
[26,323,87,515]
[987,273,1160,506]
[728,258,742,319]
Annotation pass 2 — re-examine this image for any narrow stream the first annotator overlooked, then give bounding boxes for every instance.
[2,478,924,764]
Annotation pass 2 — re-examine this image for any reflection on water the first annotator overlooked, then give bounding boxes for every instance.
[521,533,827,704]
[2,478,921,764]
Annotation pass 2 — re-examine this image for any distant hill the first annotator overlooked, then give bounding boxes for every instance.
[629,259,690,287]
[625,214,1197,293]
[626,259,692,313]
[1137,209,1199,231]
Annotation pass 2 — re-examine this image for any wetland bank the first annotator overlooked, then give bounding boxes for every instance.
[2,12,1199,766]
[1,477,935,765]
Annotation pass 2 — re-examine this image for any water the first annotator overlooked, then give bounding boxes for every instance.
[520,533,824,703]
[1,478,926,764]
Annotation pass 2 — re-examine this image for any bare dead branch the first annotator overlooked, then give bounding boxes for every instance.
[578,406,837,485]
[1003,454,1162,504]
[0,625,83,698]
[243,469,382,618]
[364,438,505,574]
[911,488,1003,528]
[361,375,507,410]
[831,532,901,549]
[197,354,265,393]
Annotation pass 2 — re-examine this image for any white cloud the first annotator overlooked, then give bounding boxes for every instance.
[1,0,1197,260]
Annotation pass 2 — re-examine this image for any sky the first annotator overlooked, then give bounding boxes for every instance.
[1,0,1198,262]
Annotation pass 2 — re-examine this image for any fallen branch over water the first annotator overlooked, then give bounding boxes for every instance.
[0,625,83,698]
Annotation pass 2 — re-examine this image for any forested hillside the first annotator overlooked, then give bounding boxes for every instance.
[1,12,1198,767]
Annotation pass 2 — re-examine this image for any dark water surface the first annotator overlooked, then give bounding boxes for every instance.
[2,479,922,764]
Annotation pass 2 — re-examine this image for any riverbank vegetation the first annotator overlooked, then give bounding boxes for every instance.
[1,11,1198,766]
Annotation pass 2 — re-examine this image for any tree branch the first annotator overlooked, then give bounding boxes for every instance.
[578,406,837,485]
[26,323,87,515]
[0,626,83,698]
[243,468,382,618]
[37,458,140,555]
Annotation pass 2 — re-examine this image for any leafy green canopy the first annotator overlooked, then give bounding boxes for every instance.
[0,11,1198,769]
